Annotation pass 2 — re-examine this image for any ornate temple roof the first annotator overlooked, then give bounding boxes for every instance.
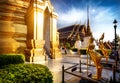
[58,24,87,41]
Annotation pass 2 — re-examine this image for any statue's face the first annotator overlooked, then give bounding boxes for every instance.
[89,38,94,43]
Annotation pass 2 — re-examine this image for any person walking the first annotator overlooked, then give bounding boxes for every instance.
[64,45,67,54]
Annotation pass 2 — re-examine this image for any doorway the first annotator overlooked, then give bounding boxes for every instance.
[43,7,51,58]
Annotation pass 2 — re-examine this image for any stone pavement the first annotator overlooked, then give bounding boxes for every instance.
[29,53,120,83]
[35,54,81,83]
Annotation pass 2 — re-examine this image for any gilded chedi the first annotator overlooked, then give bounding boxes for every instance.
[0,0,61,62]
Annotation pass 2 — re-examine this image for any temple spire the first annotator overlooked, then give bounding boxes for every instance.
[87,4,90,28]
[86,4,92,36]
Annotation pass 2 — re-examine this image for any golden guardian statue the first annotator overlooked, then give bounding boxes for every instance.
[87,36,103,80]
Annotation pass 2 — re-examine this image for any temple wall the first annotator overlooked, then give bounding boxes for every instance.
[51,16,57,42]
[81,36,90,48]
[36,12,44,40]
[0,0,29,54]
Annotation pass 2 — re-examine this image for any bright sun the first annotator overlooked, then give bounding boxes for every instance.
[92,9,96,13]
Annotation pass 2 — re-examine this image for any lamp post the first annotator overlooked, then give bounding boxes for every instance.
[113,19,119,70]
[113,19,117,50]
[113,19,118,82]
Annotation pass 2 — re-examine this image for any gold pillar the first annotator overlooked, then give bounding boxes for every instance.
[25,0,45,62]
[50,12,62,58]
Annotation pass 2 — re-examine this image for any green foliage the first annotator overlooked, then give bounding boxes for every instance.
[0,64,53,83]
[66,42,71,49]
[80,49,87,55]
[71,48,78,52]
[0,54,25,67]
[71,48,87,54]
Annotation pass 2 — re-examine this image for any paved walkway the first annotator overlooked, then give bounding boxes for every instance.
[36,54,80,83]
[29,53,120,83]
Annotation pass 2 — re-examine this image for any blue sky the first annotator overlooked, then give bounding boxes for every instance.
[50,0,120,41]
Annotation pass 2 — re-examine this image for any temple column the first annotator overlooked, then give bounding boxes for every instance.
[50,12,62,58]
[25,0,45,62]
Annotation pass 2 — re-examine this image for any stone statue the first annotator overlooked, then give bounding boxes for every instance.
[99,41,109,63]
[87,36,103,80]
[98,33,109,63]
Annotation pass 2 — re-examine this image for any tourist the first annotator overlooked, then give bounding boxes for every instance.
[64,46,67,54]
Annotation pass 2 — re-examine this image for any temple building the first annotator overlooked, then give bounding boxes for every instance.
[58,23,92,48]
[58,5,92,48]
[0,0,61,62]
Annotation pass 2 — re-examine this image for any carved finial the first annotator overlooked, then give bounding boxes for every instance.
[99,33,104,42]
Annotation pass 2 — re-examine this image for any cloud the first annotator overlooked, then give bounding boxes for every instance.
[91,7,116,41]
[57,8,86,28]
[51,0,120,41]
[57,4,117,41]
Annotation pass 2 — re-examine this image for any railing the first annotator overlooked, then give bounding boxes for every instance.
[61,60,99,83]
[61,59,117,83]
